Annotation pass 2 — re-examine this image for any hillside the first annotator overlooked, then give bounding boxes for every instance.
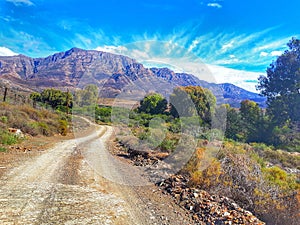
[0,48,266,107]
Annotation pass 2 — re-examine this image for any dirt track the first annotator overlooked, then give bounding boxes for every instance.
[0,124,193,224]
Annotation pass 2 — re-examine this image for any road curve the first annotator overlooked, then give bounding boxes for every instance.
[0,124,193,225]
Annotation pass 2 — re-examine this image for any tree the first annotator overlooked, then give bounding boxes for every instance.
[257,38,300,148]
[30,92,41,108]
[170,86,216,126]
[82,85,98,106]
[257,37,300,127]
[138,93,167,115]
[223,104,243,141]
[30,89,72,112]
[74,85,98,107]
[240,100,264,142]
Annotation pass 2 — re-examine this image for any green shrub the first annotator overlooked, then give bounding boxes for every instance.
[0,146,7,152]
[262,166,298,190]
[203,128,224,141]
[0,130,19,145]
[23,122,39,136]
[38,122,50,136]
[30,122,51,136]
[250,151,266,168]
[0,116,8,123]
[58,119,68,136]
[159,138,177,152]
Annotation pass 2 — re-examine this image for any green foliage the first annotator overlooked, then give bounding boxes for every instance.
[95,106,112,123]
[159,137,178,152]
[30,88,73,112]
[240,100,265,143]
[0,147,6,152]
[251,143,300,170]
[224,105,244,141]
[31,122,50,136]
[0,130,19,145]
[170,86,216,126]
[258,38,300,126]
[203,128,224,141]
[138,93,168,115]
[168,118,181,133]
[74,85,98,107]
[257,38,300,149]
[262,166,298,190]
[58,119,68,136]
[0,116,8,123]
[272,124,300,152]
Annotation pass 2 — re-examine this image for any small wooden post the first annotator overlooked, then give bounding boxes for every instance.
[3,87,8,102]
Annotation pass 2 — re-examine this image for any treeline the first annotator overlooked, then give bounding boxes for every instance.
[29,84,98,113]
[224,99,299,152]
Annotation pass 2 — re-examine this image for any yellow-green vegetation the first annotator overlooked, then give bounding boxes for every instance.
[251,143,300,170]
[184,140,299,225]
[187,147,224,189]
[0,102,69,149]
[262,166,298,190]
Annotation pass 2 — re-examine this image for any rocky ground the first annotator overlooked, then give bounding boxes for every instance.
[110,138,266,225]
[157,175,264,225]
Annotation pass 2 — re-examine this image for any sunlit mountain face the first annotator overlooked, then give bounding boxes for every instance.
[0,0,298,92]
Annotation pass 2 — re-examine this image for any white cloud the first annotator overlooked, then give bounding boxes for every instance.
[6,0,34,6]
[94,41,262,93]
[259,50,282,57]
[207,3,222,8]
[253,39,287,52]
[221,41,234,51]
[130,49,150,59]
[0,47,18,56]
[141,56,261,93]
[206,65,262,93]
[260,51,269,57]
[270,50,282,56]
[95,45,128,54]
[188,39,200,52]
[1,29,53,57]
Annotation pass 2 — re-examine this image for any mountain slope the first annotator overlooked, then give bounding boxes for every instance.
[0,48,266,107]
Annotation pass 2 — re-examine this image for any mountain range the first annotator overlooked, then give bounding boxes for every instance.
[0,47,266,107]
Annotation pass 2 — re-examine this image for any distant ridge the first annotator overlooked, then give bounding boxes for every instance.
[0,48,266,107]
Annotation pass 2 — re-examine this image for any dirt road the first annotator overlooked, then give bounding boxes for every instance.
[0,124,193,224]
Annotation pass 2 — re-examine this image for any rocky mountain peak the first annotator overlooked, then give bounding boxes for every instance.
[0,48,266,107]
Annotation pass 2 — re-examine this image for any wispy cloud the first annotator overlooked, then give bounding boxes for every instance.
[95,40,263,92]
[221,41,234,51]
[0,46,18,56]
[259,50,283,57]
[6,0,34,6]
[207,3,222,8]
[0,28,54,57]
[95,45,128,54]
[207,65,262,93]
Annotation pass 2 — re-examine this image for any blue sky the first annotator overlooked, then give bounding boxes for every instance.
[0,0,299,92]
